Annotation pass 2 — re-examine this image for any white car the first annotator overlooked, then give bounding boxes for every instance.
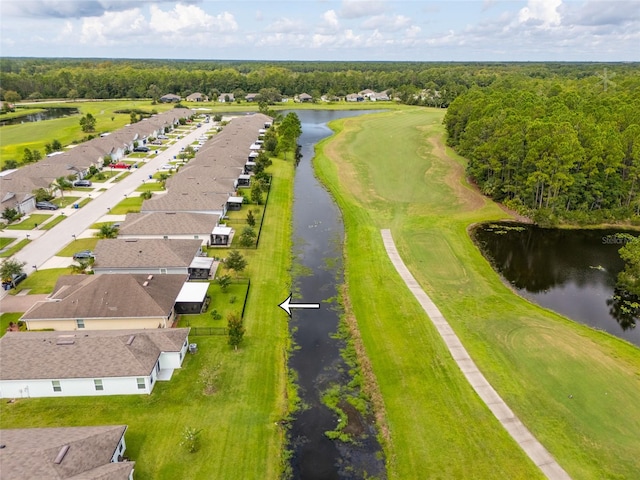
[159,164,176,170]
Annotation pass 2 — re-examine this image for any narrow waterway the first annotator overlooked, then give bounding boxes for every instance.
[0,107,79,126]
[288,110,386,479]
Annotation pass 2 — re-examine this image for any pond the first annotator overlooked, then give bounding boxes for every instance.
[472,222,640,347]
[0,107,79,126]
[288,110,386,479]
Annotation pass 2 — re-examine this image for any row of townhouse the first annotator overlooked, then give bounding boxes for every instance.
[0,108,193,216]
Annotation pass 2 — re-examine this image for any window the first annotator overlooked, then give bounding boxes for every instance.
[163,235,168,240]
[193,235,199,240]
[76,319,85,329]
[156,362,160,374]
[160,268,167,274]
[52,380,61,392]
[136,377,145,390]
[94,379,104,391]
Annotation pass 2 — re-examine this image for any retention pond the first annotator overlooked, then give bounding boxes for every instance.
[472,222,640,347]
[288,110,386,479]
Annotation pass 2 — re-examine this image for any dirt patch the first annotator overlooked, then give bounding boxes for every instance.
[427,134,485,212]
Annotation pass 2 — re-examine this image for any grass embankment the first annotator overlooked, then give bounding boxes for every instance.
[0,100,175,166]
[0,157,294,479]
[315,108,640,479]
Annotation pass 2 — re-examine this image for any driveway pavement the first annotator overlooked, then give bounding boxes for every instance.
[380,229,571,480]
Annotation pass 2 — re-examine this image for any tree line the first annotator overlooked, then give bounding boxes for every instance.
[2,58,636,108]
[444,70,640,224]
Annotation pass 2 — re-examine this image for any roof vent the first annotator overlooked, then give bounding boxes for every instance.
[147,275,153,280]
[126,335,136,346]
[142,281,149,287]
[56,336,75,346]
[54,445,70,464]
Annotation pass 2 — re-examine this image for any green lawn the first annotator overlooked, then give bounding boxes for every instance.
[0,313,24,337]
[177,280,249,329]
[0,157,294,480]
[9,268,71,295]
[5,214,52,230]
[0,237,16,249]
[40,215,66,230]
[0,100,175,167]
[0,239,30,257]
[54,196,80,208]
[109,196,143,214]
[315,108,640,479]
[56,238,98,257]
[135,182,165,192]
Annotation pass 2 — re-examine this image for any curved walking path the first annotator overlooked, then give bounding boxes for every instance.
[381,229,571,480]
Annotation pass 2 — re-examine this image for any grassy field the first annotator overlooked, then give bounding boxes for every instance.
[9,268,71,295]
[0,100,176,166]
[314,108,640,479]
[5,214,52,230]
[0,239,30,258]
[0,157,294,479]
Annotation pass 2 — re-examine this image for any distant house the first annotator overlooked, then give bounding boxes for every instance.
[245,93,259,102]
[0,425,134,479]
[20,273,187,330]
[346,93,364,102]
[0,328,190,398]
[159,94,181,103]
[298,93,313,103]
[93,239,204,276]
[218,93,235,103]
[359,89,375,99]
[373,91,390,101]
[186,92,208,102]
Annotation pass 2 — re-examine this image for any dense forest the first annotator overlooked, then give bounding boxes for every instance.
[444,70,640,224]
[1,58,637,108]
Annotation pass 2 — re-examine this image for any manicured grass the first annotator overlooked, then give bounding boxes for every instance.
[9,268,71,295]
[0,313,24,337]
[315,108,640,479]
[54,196,80,208]
[177,280,249,329]
[135,182,164,192]
[0,237,16,249]
[5,214,52,230]
[56,238,98,257]
[0,157,294,480]
[109,196,143,214]
[40,215,66,230]
[0,239,30,257]
[0,100,175,167]
[111,171,132,182]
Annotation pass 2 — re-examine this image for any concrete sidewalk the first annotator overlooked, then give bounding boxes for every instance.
[380,229,571,480]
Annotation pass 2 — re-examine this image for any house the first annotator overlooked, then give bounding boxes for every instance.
[0,328,190,398]
[118,212,220,246]
[218,93,235,103]
[174,282,210,314]
[346,93,364,102]
[373,90,390,101]
[186,92,208,102]
[245,93,259,102]
[159,93,181,103]
[93,239,205,276]
[20,273,187,330]
[298,93,313,103]
[0,425,134,480]
[359,89,375,99]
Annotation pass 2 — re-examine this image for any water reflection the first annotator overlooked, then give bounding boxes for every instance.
[472,222,640,346]
[0,107,79,126]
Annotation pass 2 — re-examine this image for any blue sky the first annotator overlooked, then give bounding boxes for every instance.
[1,1,638,61]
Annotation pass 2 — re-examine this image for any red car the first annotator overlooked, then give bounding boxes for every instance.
[111,162,131,169]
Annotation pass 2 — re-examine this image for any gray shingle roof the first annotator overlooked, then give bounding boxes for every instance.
[0,425,133,480]
[21,273,187,320]
[0,328,189,380]
[118,212,219,236]
[93,239,202,269]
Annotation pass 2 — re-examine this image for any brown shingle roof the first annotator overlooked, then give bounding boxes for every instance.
[119,212,219,236]
[21,273,187,320]
[0,425,133,480]
[0,328,189,380]
[93,239,202,269]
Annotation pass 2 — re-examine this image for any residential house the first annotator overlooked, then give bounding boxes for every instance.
[245,93,259,102]
[92,239,205,276]
[118,212,220,246]
[20,273,187,330]
[298,93,313,103]
[346,93,364,102]
[0,328,190,398]
[218,93,235,103]
[186,92,208,102]
[373,90,390,101]
[159,93,181,103]
[0,425,134,480]
[359,89,375,99]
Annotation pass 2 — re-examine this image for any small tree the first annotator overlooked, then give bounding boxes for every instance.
[79,113,96,132]
[2,207,20,224]
[217,274,232,292]
[52,176,72,198]
[97,224,118,239]
[180,427,202,453]
[227,313,245,350]
[239,226,256,247]
[70,258,92,274]
[246,209,256,227]
[141,190,153,200]
[224,250,247,277]
[1,258,26,286]
[250,183,263,205]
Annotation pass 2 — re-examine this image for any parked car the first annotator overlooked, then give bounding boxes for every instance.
[134,146,150,152]
[157,134,168,139]
[73,250,95,260]
[35,201,59,210]
[2,272,27,290]
[73,179,92,187]
[159,164,176,170]
[111,163,131,169]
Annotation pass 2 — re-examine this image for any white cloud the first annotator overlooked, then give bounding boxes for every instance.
[361,14,411,32]
[80,8,147,45]
[323,10,340,29]
[518,0,562,28]
[149,4,237,34]
[340,0,386,19]
[264,17,306,34]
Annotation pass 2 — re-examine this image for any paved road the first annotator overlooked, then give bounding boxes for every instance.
[380,229,571,480]
[4,122,213,277]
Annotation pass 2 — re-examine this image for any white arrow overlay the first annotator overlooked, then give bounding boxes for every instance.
[278,293,320,317]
